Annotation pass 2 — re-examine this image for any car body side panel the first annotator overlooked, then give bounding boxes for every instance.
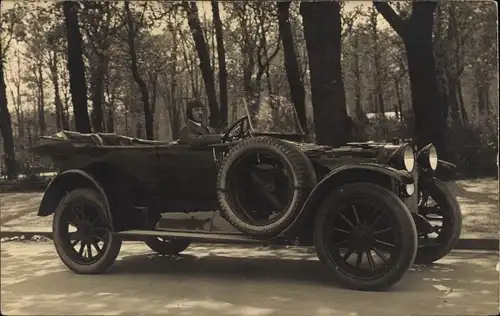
[154,145,219,211]
[156,211,215,232]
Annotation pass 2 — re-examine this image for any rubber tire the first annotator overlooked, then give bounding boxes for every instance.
[52,188,122,274]
[314,183,418,291]
[414,179,462,264]
[145,238,191,255]
[216,136,317,238]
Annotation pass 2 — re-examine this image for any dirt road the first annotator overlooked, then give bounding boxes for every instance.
[1,241,499,315]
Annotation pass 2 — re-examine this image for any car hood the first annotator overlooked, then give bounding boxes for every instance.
[284,140,407,164]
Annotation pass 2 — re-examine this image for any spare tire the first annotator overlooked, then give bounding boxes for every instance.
[216,136,317,238]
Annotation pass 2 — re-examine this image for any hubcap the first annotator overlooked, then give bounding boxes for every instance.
[350,225,374,252]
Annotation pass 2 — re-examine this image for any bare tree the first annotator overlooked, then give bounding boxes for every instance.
[277,1,307,132]
[63,1,92,133]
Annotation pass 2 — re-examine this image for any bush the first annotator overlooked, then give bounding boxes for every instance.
[446,116,498,178]
[359,112,498,178]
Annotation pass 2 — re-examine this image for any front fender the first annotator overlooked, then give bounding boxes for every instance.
[278,163,414,238]
[438,159,456,171]
[38,169,112,227]
[421,159,457,183]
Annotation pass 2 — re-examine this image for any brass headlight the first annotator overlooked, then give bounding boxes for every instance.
[389,144,415,172]
[417,144,439,170]
[403,145,415,172]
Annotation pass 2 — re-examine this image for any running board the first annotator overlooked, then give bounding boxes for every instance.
[115,229,283,245]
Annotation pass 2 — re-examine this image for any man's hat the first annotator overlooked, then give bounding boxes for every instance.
[186,99,204,120]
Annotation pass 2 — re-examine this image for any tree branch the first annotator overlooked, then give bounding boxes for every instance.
[373,1,407,38]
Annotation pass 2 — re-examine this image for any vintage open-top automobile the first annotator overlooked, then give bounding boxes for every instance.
[33,96,462,291]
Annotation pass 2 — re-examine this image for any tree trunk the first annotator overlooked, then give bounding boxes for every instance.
[211,0,228,126]
[278,1,308,133]
[50,51,67,131]
[406,40,447,155]
[89,56,107,133]
[375,1,447,157]
[183,2,220,126]
[10,85,24,138]
[0,56,17,179]
[37,64,46,135]
[352,35,364,121]
[300,1,349,146]
[395,79,404,120]
[167,23,180,139]
[456,82,467,124]
[63,1,92,133]
[447,79,463,128]
[125,2,153,140]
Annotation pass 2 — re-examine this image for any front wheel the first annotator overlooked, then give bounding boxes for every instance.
[314,183,418,291]
[414,179,462,264]
[52,188,122,274]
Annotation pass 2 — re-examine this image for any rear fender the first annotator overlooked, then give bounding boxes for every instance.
[279,163,414,238]
[38,169,113,228]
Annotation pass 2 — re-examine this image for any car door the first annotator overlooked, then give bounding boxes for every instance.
[155,144,219,209]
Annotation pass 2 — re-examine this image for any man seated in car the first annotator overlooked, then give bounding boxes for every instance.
[179,99,224,146]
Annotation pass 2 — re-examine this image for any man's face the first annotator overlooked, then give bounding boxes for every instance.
[192,107,205,123]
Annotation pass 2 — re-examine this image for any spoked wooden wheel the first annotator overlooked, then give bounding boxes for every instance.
[314,183,417,291]
[53,188,122,274]
[414,179,462,264]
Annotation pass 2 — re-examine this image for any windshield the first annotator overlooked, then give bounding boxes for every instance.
[241,94,305,135]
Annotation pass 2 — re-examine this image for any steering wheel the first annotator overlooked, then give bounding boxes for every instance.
[221,116,251,142]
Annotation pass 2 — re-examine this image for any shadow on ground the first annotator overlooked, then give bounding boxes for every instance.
[1,242,498,315]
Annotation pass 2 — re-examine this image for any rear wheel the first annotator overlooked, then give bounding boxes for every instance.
[52,188,122,274]
[145,237,191,255]
[414,179,462,264]
[314,183,418,291]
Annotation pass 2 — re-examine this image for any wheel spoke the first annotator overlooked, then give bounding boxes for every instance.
[374,239,395,248]
[71,239,80,247]
[334,239,349,247]
[355,252,363,268]
[69,232,80,240]
[92,234,105,242]
[352,205,360,224]
[333,227,350,234]
[92,242,103,254]
[70,207,83,222]
[420,205,439,216]
[366,251,376,270]
[374,227,392,235]
[372,247,389,264]
[339,212,354,228]
[78,243,85,256]
[368,211,383,228]
[342,248,355,261]
[86,244,93,259]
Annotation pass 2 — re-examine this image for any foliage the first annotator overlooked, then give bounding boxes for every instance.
[0,0,497,178]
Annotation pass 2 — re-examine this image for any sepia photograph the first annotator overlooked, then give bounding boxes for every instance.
[0,0,498,315]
